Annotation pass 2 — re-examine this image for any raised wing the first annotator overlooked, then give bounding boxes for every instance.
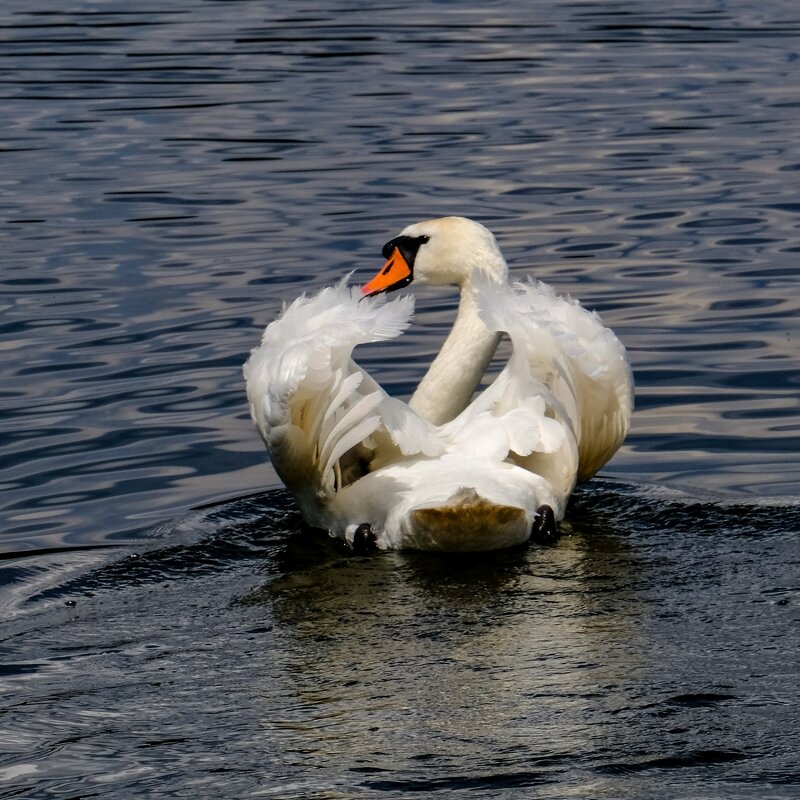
[473,272,633,483]
[243,282,442,525]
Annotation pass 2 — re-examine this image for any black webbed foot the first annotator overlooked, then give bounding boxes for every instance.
[530,505,559,545]
[352,523,377,555]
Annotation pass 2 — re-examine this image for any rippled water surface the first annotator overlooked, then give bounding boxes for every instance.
[1,1,798,797]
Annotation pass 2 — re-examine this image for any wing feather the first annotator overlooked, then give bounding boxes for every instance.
[473,272,633,483]
[244,283,440,513]
[319,389,384,473]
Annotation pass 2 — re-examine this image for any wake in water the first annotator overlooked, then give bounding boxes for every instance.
[5,478,798,618]
[1,478,797,799]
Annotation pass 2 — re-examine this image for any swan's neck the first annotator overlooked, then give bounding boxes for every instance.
[409,277,501,426]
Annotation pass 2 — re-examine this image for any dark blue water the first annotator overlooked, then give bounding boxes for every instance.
[1,2,798,797]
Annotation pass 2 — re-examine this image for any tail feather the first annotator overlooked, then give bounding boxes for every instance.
[408,489,529,552]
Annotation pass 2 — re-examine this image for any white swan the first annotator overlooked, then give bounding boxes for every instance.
[244,216,633,552]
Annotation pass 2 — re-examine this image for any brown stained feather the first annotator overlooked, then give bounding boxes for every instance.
[409,489,528,552]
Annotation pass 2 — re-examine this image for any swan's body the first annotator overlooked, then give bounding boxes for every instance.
[244,217,633,551]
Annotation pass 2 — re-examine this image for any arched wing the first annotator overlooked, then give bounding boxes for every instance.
[473,273,633,483]
[243,283,442,523]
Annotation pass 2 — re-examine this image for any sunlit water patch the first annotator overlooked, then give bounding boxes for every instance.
[1,482,797,797]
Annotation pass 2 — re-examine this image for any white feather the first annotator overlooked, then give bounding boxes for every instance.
[244,216,633,550]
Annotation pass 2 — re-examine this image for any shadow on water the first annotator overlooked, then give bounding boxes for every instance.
[1,480,796,796]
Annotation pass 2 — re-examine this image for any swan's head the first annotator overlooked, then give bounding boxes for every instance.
[361,216,507,297]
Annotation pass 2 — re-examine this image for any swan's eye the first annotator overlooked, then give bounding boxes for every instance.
[379,233,430,268]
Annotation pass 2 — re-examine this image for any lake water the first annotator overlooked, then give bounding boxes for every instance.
[1,1,798,797]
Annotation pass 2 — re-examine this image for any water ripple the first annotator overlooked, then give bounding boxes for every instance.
[1,4,799,791]
[1,480,796,797]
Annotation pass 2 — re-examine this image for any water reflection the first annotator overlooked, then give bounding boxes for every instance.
[241,506,644,783]
[0,484,796,797]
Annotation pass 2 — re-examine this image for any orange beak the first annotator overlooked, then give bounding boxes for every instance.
[360,247,413,297]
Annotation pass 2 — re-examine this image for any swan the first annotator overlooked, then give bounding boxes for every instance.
[244,216,633,552]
